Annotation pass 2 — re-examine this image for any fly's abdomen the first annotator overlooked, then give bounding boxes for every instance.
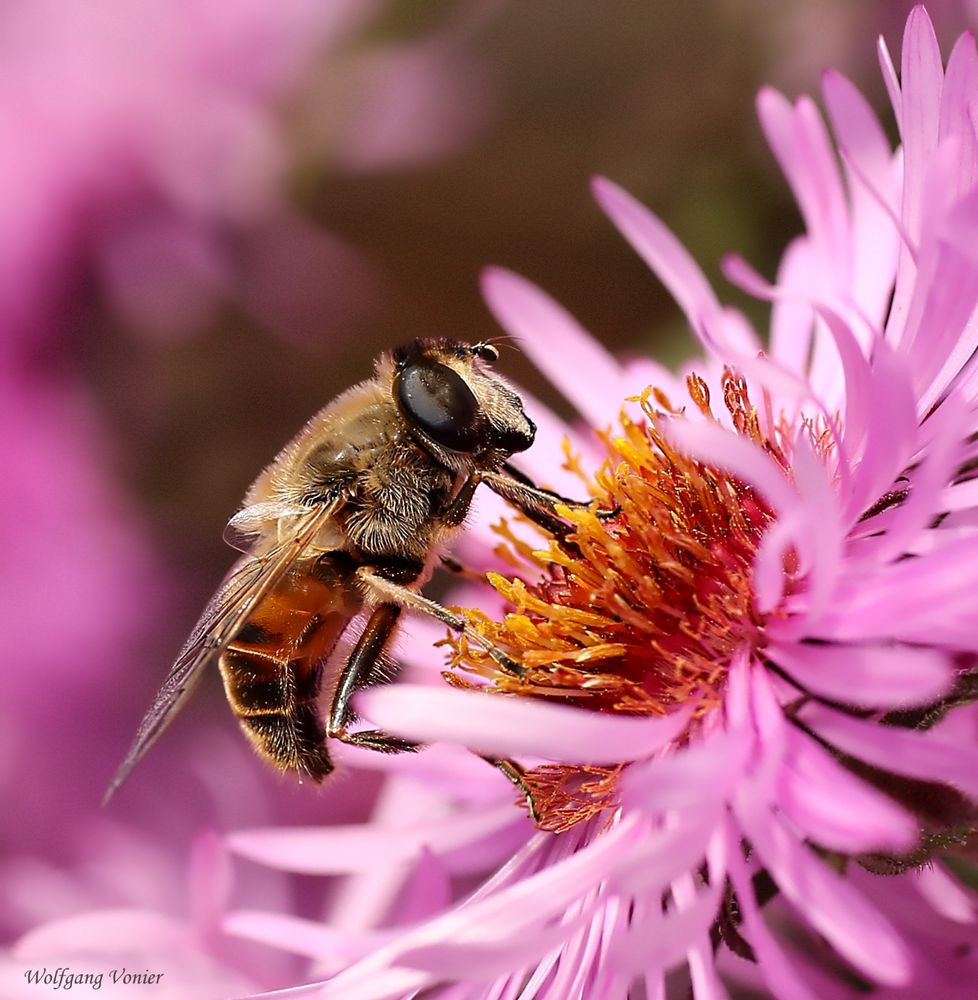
[218,559,358,781]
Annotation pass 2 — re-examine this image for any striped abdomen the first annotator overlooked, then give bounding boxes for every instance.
[219,555,360,780]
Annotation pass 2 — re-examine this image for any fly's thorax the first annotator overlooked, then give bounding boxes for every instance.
[294,398,399,499]
[240,377,395,509]
[340,450,457,563]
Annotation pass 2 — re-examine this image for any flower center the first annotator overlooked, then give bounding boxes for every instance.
[446,371,786,830]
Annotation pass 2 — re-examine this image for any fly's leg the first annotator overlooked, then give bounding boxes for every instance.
[328,602,420,753]
[441,472,480,528]
[356,566,525,677]
[500,462,616,515]
[481,467,618,541]
[333,549,524,754]
[436,474,493,581]
[482,469,577,538]
[480,755,542,824]
[354,566,543,821]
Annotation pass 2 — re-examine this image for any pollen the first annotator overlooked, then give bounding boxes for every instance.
[446,370,789,831]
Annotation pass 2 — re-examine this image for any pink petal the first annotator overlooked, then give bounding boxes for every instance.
[756,89,850,287]
[461,814,707,933]
[722,251,780,300]
[672,870,729,1000]
[768,237,816,374]
[327,814,703,997]
[223,910,390,961]
[822,68,901,323]
[840,338,917,525]
[480,266,629,426]
[699,305,761,359]
[437,812,537,877]
[722,649,754,730]
[943,332,978,406]
[620,730,751,814]
[659,418,797,514]
[715,350,815,419]
[913,187,978,415]
[334,742,514,811]
[545,895,615,999]
[886,9,945,354]
[801,703,978,799]
[806,313,849,415]
[822,69,893,208]
[809,306,873,468]
[385,847,452,925]
[930,700,978,744]
[612,812,723,898]
[313,966,427,1000]
[783,434,843,629]
[622,355,685,404]
[899,4,944,247]
[584,902,648,1000]
[591,177,739,356]
[733,795,911,985]
[940,475,978,511]
[188,829,233,938]
[322,779,452,941]
[226,803,522,875]
[753,511,802,614]
[877,35,902,129]
[13,909,191,958]
[744,661,791,800]
[811,536,978,645]
[913,864,976,924]
[715,256,866,446]
[860,393,968,564]
[724,821,823,1000]
[766,640,952,709]
[396,902,599,979]
[608,844,725,978]
[356,684,692,763]
[939,32,978,201]
[776,726,918,853]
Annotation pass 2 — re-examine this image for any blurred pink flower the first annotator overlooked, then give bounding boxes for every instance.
[0,0,494,344]
[209,6,978,997]
[0,372,163,867]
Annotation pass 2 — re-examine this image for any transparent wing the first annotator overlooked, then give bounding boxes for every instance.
[222,500,314,554]
[103,502,340,803]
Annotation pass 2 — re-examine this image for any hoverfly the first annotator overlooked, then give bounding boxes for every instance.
[105,339,593,804]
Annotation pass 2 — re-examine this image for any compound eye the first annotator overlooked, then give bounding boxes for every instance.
[474,343,499,363]
[396,362,481,452]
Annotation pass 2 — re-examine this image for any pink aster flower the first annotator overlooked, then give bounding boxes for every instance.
[213,6,978,998]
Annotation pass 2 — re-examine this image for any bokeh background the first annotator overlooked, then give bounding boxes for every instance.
[2,0,969,986]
